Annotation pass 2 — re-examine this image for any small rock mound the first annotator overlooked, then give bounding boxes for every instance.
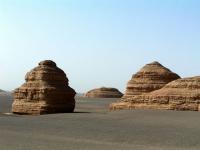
[12,60,76,115]
[111,76,200,111]
[85,87,123,98]
[123,61,180,98]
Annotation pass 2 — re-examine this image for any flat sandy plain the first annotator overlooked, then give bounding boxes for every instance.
[1,95,200,150]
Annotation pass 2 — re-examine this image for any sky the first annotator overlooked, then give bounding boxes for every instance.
[0,0,200,93]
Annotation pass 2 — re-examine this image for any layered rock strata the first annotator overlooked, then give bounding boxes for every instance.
[12,60,76,115]
[123,61,180,98]
[110,76,200,111]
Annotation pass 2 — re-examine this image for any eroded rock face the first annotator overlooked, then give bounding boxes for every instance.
[85,87,123,98]
[110,76,200,111]
[12,60,76,115]
[123,61,180,99]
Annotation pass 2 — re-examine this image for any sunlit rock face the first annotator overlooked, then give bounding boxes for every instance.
[110,61,181,111]
[110,76,200,111]
[123,61,180,99]
[12,60,76,115]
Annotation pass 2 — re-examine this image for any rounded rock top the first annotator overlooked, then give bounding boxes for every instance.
[147,61,162,66]
[39,60,57,67]
[99,87,119,91]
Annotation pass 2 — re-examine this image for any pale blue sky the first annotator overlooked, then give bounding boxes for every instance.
[0,0,200,93]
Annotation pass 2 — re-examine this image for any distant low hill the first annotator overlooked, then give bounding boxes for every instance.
[0,90,13,113]
[0,90,12,96]
[0,89,5,92]
[75,93,85,98]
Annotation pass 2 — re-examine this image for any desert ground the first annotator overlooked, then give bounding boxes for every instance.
[1,95,200,150]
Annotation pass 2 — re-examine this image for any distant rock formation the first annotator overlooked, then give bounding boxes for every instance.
[85,87,123,98]
[123,61,180,98]
[75,93,85,98]
[12,60,76,115]
[0,89,12,96]
[110,76,200,111]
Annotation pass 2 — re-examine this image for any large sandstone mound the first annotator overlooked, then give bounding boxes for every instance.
[123,61,180,98]
[12,60,76,115]
[110,76,200,111]
[85,87,123,98]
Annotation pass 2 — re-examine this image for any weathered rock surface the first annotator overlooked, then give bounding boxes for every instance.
[12,60,76,115]
[85,87,123,98]
[123,61,180,98]
[110,76,200,111]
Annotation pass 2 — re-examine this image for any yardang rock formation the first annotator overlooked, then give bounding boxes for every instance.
[123,61,180,98]
[111,76,200,111]
[110,61,181,110]
[85,87,123,98]
[12,60,76,115]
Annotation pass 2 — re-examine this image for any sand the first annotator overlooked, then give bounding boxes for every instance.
[0,96,200,150]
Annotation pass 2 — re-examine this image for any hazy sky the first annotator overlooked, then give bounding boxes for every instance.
[0,0,200,93]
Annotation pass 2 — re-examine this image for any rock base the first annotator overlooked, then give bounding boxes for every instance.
[12,100,75,115]
[110,102,199,111]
